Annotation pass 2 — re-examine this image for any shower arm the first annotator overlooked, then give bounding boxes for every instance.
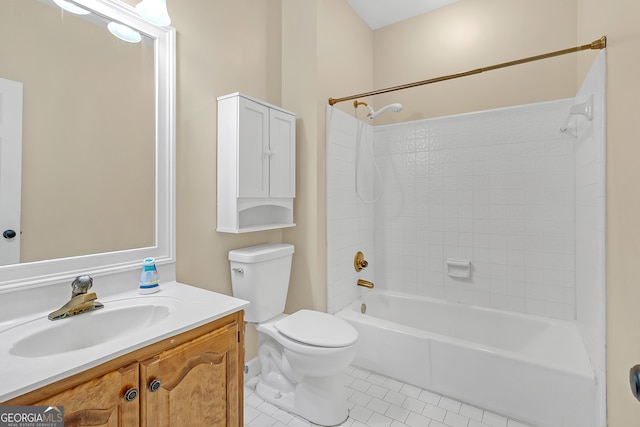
[328,36,606,106]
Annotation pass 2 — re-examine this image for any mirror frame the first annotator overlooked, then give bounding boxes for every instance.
[0,0,175,291]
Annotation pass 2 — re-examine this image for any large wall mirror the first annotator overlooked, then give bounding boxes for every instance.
[0,0,175,289]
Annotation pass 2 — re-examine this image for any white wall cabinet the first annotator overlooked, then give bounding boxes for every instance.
[217,93,296,233]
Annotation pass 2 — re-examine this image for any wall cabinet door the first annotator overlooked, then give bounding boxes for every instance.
[35,363,140,427]
[269,108,296,198]
[237,96,296,199]
[140,322,241,427]
[238,97,270,198]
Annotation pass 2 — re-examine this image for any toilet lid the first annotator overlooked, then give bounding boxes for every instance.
[274,310,358,348]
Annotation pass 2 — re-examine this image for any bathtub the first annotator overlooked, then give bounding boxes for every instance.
[336,291,596,427]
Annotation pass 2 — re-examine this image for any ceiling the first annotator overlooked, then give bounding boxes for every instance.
[346,0,460,30]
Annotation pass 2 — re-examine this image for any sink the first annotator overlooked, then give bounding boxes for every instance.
[0,281,250,402]
[10,298,175,358]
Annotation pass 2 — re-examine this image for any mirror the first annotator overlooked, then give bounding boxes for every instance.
[0,0,175,288]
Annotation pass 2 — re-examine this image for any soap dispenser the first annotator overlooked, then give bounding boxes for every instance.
[139,257,159,294]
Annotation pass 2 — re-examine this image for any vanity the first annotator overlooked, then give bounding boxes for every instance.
[0,0,248,425]
[0,282,248,426]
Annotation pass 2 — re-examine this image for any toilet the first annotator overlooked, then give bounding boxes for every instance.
[229,243,358,426]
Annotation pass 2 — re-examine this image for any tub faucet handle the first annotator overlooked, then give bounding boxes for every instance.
[354,251,369,272]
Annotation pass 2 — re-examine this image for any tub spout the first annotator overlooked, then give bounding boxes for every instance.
[357,279,374,289]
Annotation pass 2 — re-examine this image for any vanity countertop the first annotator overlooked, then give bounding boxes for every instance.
[0,281,248,402]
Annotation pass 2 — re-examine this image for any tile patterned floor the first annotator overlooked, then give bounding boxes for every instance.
[244,365,535,427]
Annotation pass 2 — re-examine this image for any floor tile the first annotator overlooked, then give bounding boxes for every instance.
[385,404,410,423]
[423,404,447,422]
[460,404,484,422]
[438,396,462,413]
[483,411,508,427]
[244,366,537,427]
[383,390,407,407]
[367,397,391,414]
[444,411,471,427]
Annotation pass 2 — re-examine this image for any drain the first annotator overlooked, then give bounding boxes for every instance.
[361,303,367,314]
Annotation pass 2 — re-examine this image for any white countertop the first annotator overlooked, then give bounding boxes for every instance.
[0,281,248,402]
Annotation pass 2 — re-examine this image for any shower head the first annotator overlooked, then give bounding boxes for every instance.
[368,103,403,119]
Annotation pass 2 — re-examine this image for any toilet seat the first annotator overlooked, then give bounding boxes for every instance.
[274,309,358,348]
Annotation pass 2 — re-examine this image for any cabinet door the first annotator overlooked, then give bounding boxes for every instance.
[238,97,269,198]
[35,363,139,427]
[269,108,296,198]
[140,322,241,427]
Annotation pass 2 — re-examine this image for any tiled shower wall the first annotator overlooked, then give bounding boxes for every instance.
[372,99,577,320]
[326,106,376,314]
[328,51,604,324]
[574,50,606,427]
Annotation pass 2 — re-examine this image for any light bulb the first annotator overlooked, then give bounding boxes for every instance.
[135,0,171,27]
[107,22,142,43]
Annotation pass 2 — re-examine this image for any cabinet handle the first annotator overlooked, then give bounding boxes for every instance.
[123,387,139,402]
[149,379,162,393]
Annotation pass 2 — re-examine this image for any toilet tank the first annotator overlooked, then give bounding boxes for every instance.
[228,243,295,323]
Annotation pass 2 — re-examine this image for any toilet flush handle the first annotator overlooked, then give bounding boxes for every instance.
[232,267,244,274]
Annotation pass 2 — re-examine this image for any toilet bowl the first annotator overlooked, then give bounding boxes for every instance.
[229,243,359,426]
[256,311,358,425]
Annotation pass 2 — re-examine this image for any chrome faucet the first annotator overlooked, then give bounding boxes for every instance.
[48,275,104,321]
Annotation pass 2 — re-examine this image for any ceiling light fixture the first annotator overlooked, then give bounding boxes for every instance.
[107,22,142,43]
[135,0,171,27]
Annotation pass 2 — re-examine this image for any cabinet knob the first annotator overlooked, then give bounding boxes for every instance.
[631,365,640,401]
[148,379,162,393]
[124,387,139,402]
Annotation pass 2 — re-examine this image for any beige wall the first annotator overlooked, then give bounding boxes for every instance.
[164,0,372,360]
[281,0,374,314]
[577,0,640,423]
[167,0,284,360]
[371,0,578,124]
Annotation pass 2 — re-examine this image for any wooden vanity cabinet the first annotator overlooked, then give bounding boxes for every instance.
[140,322,240,426]
[35,363,140,427]
[5,311,243,427]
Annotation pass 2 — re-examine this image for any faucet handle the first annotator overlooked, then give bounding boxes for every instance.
[71,275,93,297]
[354,251,369,272]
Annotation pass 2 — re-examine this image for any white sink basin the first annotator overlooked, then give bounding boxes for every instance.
[0,281,249,403]
[9,297,176,358]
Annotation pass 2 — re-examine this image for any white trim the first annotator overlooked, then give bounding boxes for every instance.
[0,0,176,292]
[0,78,23,266]
[244,357,262,383]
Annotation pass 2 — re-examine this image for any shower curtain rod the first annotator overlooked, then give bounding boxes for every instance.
[327,36,607,106]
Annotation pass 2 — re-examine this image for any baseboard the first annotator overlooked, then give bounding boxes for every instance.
[244,357,261,383]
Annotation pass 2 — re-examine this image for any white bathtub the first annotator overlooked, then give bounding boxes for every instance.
[336,291,596,427]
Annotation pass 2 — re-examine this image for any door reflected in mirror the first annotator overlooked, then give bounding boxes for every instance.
[0,0,155,266]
